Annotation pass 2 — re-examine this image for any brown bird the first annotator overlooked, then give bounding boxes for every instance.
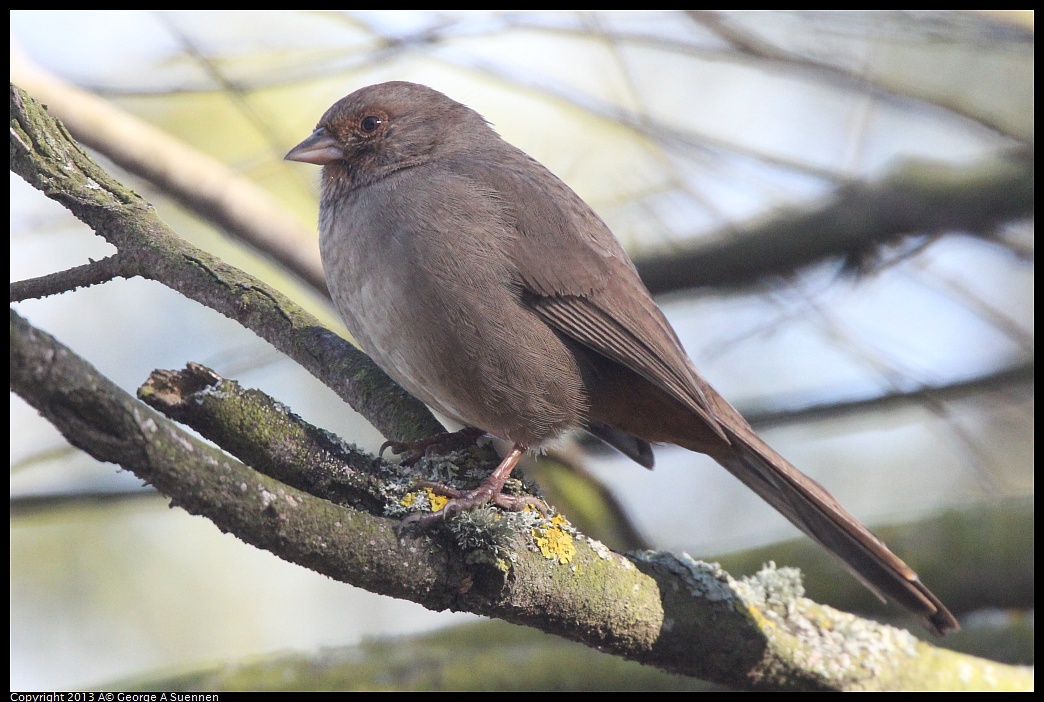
[286,81,957,635]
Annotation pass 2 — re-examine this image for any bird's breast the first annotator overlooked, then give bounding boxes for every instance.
[318,179,590,446]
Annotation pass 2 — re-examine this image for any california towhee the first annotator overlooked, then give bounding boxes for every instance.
[286,81,957,634]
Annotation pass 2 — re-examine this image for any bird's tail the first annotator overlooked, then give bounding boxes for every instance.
[714,427,958,635]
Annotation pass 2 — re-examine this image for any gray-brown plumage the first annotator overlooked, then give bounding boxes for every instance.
[286,81,957,634]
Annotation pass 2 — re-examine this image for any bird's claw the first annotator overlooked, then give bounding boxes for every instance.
[398,479,548,532]
[380,427,486,466]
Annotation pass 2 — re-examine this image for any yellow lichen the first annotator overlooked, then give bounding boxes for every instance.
[427,489,450,512]
[532,516,576,565]
[401,487,449,513]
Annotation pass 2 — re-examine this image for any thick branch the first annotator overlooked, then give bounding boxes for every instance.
[12,311,1023,690]
[137,361,392,515]
[9,308,453,608]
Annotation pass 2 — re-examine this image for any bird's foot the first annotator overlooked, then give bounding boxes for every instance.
[380,426,486,466]
[398,444,547,529]
[400,481,548,528]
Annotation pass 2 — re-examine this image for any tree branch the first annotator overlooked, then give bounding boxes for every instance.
[12,312,1024,690]
[9,82,440,444]
[635,148,1034,295]
[9,252,132,301]
[741,362,1034,430]
[10,48,329,296]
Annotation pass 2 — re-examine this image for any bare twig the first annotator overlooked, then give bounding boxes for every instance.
[10,253,132,301]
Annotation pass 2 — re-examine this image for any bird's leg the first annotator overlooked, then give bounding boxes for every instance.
[380,426,486,466]
[400,443,548,528]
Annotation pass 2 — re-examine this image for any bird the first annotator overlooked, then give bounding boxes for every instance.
[285,80,958,635]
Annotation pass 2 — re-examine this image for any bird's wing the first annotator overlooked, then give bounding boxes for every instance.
[525,290,726,443]
[452,152,728,440]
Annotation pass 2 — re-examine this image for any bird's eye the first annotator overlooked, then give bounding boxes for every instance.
[360,115,383,133]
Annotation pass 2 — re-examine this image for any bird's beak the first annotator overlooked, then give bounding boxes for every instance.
[285,127,344,165]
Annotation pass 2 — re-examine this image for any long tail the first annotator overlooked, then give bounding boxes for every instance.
[715,428,957,635]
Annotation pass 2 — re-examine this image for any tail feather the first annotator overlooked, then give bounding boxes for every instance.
[717,430,958,635]
[588,421,655,469]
